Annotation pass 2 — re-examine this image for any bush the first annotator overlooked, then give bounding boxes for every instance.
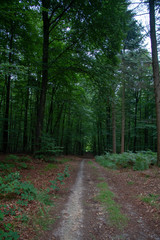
[96,151,157,171]
[0,172,37,201]
[48,165,70,192]
[5,155,19,162]
[19,156,31,162]
[34,134,63,158]
[0,172,52,239]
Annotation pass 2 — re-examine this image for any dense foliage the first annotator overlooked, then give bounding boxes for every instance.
[0,0,158,157]
[95,151,157,171]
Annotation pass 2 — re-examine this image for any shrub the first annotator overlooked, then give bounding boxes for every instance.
[34,134,63,158]
[0,172,37,202]
[48,165,70,192]
[44,163,58,171]
[0,163,15,172]
[0,207,19,239]
[19,156,31,162]
[96,151,157,171]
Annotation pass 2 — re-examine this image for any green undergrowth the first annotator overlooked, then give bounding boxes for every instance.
[0,161,70,239]
[32,204,55,233]
[0,155,32,173]
[88,160,93,165]
[44,163,58,171]
[48,165,70,191]
[139,193,160,209]
[95,151,157,171]
[96,182,128,229]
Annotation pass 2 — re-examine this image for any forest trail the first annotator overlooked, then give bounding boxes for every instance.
[53,160,84,240]
[42,159,160,240]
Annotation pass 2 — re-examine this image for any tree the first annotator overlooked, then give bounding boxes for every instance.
[149,0,160,165]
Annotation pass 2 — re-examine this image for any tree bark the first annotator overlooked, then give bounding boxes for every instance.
[23,71,30,152]
[149,0,160,165]
[2,30,13,153]
[35,0,50,151]
[133,91,139,152]
[121,81,125,153]
[112,101,116,153]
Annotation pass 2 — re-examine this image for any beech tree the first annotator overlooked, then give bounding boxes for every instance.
[149,0,160,165]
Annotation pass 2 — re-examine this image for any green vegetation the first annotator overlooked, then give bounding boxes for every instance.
[1,0,158,161]
[96,182,128,229]
[0,155,32,173]
[5,155,19,162]
[44,163,58,171]
[58,158,72,164]
[0,171,54,238]
[0,204,20,239]
[88,161,94,165]
[127,181,134,185]
[33,205,55,232]
[139,194,160,209]
[96,151,157,171]
[49,165,70,191]
[0,172,37,202]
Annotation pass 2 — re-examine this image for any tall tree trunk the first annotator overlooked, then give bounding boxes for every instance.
[46,87,55,133]
[35,0,50,151]
[149,0,160,165]
[127,119,131,151]
[144,104,148,150]
[23,71,30,152]
[2,30,13,153]
[112,101,116,153]
[121,81,125,153]
[106,104,111,151]
[133,91,139,152]
[97,121,100,155]
[60,110,66,147]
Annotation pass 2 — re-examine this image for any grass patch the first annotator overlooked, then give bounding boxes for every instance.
[127,181,134,185]
[139,194,160,209]
[96,182,128,229]
[92,165,97,169]
[58,158,72,164]
[88,161,93,165]
[98,177,105,181]
[33,205,55,232]
[44,163,58,171]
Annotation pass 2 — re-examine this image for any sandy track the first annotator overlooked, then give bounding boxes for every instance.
[52,160,84,240]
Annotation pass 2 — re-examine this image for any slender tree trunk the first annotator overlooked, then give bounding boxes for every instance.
[23,71,30,151]
[144,104,148,150]
[60,110,66,146]
[121,81,125,153]
[35,0,50,151]
[0,83,5,111]
[112,101,116,153]
[127,119,130,151]
[149,0,160,165]
[97,121,101,155]
[133,91,139,152]
[52,104,64,134]
[2,30,13,153]
[106,105,111,151]
[46,87,55,133]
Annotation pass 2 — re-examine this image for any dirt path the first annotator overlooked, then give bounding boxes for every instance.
[44,159,160,240]
[53,160,84,240]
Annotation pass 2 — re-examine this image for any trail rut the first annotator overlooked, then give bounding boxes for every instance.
[52,160,84,240]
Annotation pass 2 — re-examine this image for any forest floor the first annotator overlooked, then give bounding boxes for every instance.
[1,155,160,239]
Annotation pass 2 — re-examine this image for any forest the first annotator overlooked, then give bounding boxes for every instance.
[1,1,160,239]
[1,0,160,160]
